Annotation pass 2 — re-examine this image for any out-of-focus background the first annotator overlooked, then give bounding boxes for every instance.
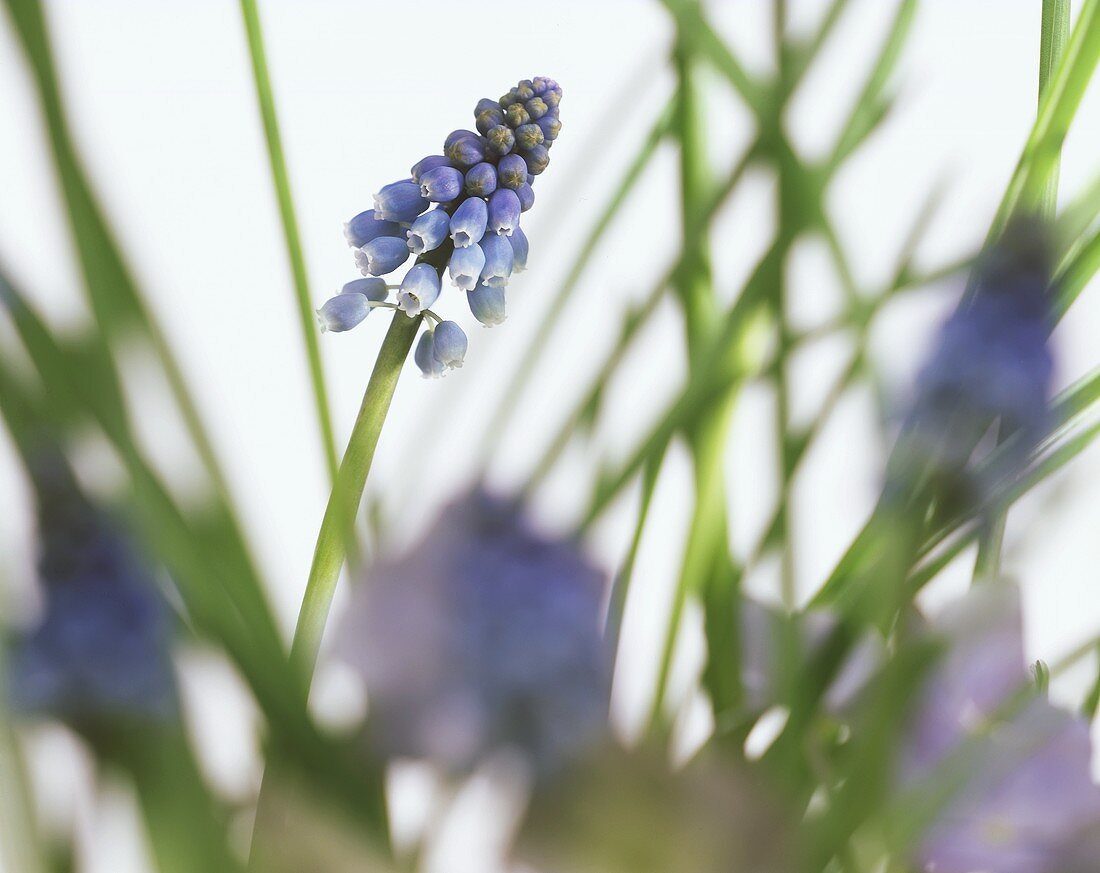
[1,1,1099,870]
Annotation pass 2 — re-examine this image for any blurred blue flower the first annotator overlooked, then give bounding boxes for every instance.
[892,219,1054,507]
[901,584,1100,873]
[337,489,609,773]
[7,454,176,727]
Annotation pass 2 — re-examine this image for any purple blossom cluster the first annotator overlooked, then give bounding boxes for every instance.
[337,488,608,775]
[7,452,176,729]
[316,77,561,377]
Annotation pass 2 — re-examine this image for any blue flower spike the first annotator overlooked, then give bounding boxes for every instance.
[325,75,561,364]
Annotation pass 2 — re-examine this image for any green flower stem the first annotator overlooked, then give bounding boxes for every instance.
[239,0,338,485]
[974,0,1070,585]
[290,310,421,684]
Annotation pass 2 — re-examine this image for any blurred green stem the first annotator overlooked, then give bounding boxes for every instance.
[290,311,421,683]
[646,16,745,732]
[0,665,45,873]
[974,0,1069,584]
[239,0,338,485]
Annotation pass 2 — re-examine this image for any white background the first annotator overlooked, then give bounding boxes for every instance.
[2,1,1100,870]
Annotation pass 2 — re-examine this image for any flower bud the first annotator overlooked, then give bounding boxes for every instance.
[486,124,516,156]
[523,144,550,176]
[444,129,479,149]
[497,154,527,190]
[515,123,545,152]
[450,197,488,248]
[410,155,452,183]
[476,107,505,136]
[505,103,531,128]
[525,98,548,120]
[516,183,535,213]
[465,162,498,198]
[446,135,487,169]
[397,263,442,316]
[537,115,562,142]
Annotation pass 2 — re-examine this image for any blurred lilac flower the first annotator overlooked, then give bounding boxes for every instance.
[337,489,609,774]
[900,584,1100,873]
[7,454,176,727]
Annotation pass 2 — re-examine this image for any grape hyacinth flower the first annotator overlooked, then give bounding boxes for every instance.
[323,77,561,352]
[336,489,609,774]
[413,319,468,377]
[899,584,1100,873]
[315,278,389,333]
[7,452,177,729]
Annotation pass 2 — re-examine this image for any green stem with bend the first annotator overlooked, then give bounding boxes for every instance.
[290,311,421,683]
